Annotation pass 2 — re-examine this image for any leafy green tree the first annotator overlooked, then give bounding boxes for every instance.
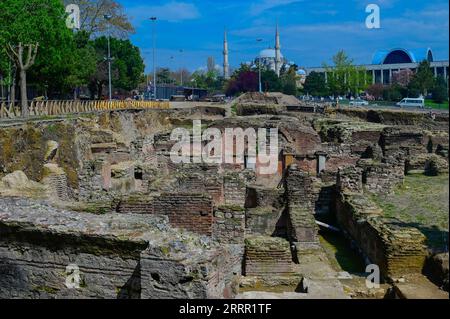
[324,50,368,97]
[408,60,435,96]
[89,36,145,98]
[65,34,97,99]
[383,84,404,102]
[156,68,176,85]
[431,76,448,103]
[261,69,282,92]
[303,71,327,97]
[0,0,77,112]
[281,66,298,96]
[191,69,224,93]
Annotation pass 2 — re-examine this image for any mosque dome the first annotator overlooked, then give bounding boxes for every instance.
[259,48,283,59]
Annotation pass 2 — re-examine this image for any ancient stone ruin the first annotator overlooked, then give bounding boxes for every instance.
[0,95,448,299]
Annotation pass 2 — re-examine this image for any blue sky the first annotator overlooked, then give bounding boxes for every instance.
[120,0,449,73]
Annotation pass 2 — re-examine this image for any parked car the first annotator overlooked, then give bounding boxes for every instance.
[349,99,369,106]
[396,98,425,109]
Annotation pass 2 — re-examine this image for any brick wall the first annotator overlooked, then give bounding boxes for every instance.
[117,195,154,214]
[223,171,255,206]
[336,194,427,278]
[284,167,319,243]
[244,236,295,276]
[154,194,214,236]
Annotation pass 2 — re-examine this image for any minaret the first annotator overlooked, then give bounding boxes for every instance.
[275,23,281,77]
[223,29,230,79]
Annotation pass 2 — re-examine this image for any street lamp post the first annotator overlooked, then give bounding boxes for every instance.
[104,15,112,101]
[150,17,157,100]
[179,49,184,86]
[257,39,263,93]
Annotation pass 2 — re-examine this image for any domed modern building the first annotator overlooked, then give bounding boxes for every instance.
[372,48,434,65]
[305,47,448,85]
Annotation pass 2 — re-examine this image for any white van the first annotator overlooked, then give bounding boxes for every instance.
[396,98,425,109]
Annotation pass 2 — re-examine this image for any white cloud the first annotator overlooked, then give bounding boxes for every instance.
[127,1,200,24]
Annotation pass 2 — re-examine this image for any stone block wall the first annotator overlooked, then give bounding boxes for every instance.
[223,171,255,206]
[337,166,363,195]
[244,236,295,276]
[79,159,114,202]
[284,167,319,243]
[0,198,240,299]
[154,194,214,236]
[213,207,245,244]
[358,159,405,195]
[336,194,427,278]
[381,128,426,157]
[285,168,316,209]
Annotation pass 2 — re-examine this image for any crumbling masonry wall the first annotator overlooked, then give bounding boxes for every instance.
[284,167,319,243]
[336,167,427,278]
[153,194,214,236]
[244,236,295,276]
[0,198,239,299]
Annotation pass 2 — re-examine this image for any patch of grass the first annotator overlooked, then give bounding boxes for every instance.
[372,174,449,251]
[230,104,237,116]
[319,230,366,275]
[425,99,449,110]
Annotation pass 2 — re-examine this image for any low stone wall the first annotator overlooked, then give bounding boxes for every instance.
[0,198,239,299]
[381,127,426,157]
[358,159,405,195]
[336,194,427,278]
[244,236,295,276]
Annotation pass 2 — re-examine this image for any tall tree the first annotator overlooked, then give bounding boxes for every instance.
[409,61,435,96]
[304,71,327,97]
[0,0,75,111]
[324,50,368,97]
[156,68,176,85]
[89,36,145,98]
[431,76,448,103]
[6,43,39,116]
